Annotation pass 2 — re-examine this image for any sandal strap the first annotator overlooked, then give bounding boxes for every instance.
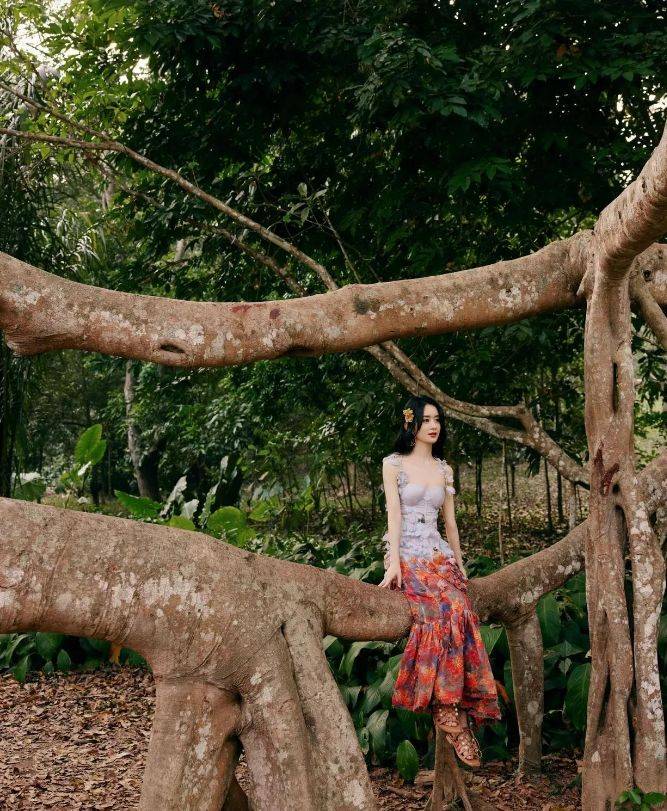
[447,728,481,762]
[434,703,459,725]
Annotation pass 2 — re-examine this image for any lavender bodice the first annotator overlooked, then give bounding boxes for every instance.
[382,452,456,566]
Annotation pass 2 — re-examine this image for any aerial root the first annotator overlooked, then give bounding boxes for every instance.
[235,627,319,810]
[282,608,378,810]
[505,611,543,773]
[138,677,242,811]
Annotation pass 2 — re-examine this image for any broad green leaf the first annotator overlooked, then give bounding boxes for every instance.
[564,663,590,731]
[74,424,105,465]
[56,648,72,672]
[206,507,256,546]
[479,624,504,655]
[161,475,188,517]
[0,633,32,666]
[339,641,393,679]
[14,472,47,502]
[536,592,561,647]
[180,498,199,520]
[167,515,197,531]
[396,739,419,781]
[361,670,394,714]
[340,684,363,710]
[35,632,65,661]
[248,497,280,522]
[85,638,110,655]
[366,709,389,756]
[547,639,585,658]
[323,635,344,659]
[12,654,30,683]
[115,490,162,519]
[198,482,219,529]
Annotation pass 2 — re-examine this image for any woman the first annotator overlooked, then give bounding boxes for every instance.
[378,395,501,767]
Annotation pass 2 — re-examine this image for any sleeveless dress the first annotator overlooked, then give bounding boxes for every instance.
[382,452,501,729]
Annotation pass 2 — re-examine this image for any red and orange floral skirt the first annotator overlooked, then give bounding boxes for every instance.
[391,552,501,729]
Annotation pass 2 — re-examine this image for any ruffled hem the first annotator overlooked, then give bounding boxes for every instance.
[391,575,501,726]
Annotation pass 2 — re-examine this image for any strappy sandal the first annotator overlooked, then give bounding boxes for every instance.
[433,703,461,733]
[444,725,482,768]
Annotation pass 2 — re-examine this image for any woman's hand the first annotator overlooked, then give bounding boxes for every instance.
[379,561,402,589]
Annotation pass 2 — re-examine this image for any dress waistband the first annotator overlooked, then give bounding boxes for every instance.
[401,509,438,525]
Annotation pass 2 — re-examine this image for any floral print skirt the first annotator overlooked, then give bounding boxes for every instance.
[391,552,502,728]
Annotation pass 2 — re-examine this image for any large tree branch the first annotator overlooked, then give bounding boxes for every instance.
[3,236,666,366]
[0,449,662,807]
[630,266,667,350]
[595,123,667,275]
[1,89,664,366]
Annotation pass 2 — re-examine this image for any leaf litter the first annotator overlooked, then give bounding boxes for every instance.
[0,666,580,809]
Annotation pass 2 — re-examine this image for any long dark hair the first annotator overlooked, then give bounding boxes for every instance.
[392,395,446,458]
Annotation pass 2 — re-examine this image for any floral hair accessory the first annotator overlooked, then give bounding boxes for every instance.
[402,407,414,423]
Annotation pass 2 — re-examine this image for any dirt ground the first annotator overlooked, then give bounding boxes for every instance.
[0,667,581,810]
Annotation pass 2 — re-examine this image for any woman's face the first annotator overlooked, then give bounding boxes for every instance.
[415,404,441,445]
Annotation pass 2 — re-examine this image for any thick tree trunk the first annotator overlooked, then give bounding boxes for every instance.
[0,497,399,810]
[578,126,667,807]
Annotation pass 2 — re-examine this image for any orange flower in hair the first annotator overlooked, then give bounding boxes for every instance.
[402,407,414,423]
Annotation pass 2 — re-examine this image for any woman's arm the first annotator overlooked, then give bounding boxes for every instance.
[382,459,402,567]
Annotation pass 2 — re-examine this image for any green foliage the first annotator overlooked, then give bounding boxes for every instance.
[206,505,255,544]
[615,788,667,810]
[114,490,162,519]
[0,631,147,680]
[563,663,590,731]
[57,424,108,504]
[396,739,420,781]
[115,477,261,546]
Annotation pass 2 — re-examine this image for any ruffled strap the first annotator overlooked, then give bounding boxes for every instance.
[383,452,407,487]
[438,457,456,495]
[383,452,402,468]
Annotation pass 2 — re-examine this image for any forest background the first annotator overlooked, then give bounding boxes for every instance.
[0,0,665,788]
